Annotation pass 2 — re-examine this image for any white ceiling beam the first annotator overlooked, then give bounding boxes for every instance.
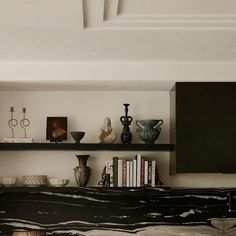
[104,0,119,20]
[101,15,236,30]
[0,62,236,83]
[83,0,105,27]
[119,0,236,15]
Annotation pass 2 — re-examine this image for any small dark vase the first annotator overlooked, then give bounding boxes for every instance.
[120,104,133,144]
[74,155,91,187]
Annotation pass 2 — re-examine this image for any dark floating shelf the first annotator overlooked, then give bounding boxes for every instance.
[0,186,232,193]
[0,143,174,151]
[0,186,171,193]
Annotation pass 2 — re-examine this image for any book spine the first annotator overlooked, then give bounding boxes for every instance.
[110,163,114,187]
[118,159,123,187]
[144,160,148,186]
[130,160,133,187]
[133,159,137,187]
[141,157,145,187]
[151,160,156,187]
[136,154,141,187]
[122,160,127,187]
[148,161,152,187]
[126,161,130,187]
[113,157,118,187]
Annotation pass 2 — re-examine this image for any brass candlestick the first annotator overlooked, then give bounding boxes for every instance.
[20,107,30,138]
[8,107,18,138]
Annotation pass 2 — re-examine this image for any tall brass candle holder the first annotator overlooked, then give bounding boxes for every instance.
[8,106,18,138]
[2,106,33,143]
[20,107,30,138]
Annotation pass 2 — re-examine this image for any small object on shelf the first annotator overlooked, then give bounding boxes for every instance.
[98,117,117,144]
[136,119,163,144]
[74,155,91,187]
[98,165,106,186]
[20,107,30,138]
[1,137,34,143]
[0,177,17,186]
[48,178,70,187]
[8,106,18,138]
[22,175,47,187]
[46,117,67,143]
[120,104,133,144]
[71,131,85,143]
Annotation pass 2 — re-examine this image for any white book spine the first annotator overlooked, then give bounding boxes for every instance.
[118,159,123,187]
[130,160,133,187]
[126,161,130,187]
[151,160,156,187]
[144,160,148,186]
[136,154,141,187]
[133,159,137,187]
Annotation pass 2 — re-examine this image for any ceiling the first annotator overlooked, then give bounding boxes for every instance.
[0,0,236,62]
[0,0,236,91]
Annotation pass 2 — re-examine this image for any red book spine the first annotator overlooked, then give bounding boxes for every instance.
[141,158,145,187]
[148,161,152,187]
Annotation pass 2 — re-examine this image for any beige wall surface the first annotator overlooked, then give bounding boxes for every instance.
[0,90,236,188]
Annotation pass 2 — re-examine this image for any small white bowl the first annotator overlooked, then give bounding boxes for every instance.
[48,178,69,187]
[0,177,17,186]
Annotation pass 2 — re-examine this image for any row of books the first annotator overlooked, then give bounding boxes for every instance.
[103,154,161,187]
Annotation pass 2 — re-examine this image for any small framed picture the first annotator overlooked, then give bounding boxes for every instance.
[46,117,67,142]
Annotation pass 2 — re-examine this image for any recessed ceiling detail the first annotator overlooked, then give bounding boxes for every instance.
[0,0,236,62]
[83,0,236,29]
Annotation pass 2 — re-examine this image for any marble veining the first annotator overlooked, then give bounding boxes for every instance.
[0,187,235,235]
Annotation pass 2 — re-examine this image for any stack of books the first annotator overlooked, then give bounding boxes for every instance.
[102,154,161,187]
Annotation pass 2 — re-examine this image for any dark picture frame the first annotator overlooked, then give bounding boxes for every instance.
[46,117,67,142]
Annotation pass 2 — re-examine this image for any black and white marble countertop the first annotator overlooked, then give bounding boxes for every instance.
[0,187,236,236]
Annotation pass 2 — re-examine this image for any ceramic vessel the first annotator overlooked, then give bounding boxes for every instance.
[136,119,163,144]
[71,131,85,143]
[0,177,17,186]
[23,175,47,187]
[48,178,70,187]
[120,104,133,144]
[74,155,91,187]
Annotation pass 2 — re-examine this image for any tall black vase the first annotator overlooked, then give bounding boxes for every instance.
[120,104,133,144]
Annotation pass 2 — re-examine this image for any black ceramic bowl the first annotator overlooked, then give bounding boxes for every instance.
[71,131,85,143]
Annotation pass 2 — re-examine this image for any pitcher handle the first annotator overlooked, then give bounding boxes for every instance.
[154,119,163,129]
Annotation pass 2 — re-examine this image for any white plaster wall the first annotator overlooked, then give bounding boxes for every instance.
[0,90,236,188]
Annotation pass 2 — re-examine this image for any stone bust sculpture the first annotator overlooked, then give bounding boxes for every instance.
[98,117,117,144]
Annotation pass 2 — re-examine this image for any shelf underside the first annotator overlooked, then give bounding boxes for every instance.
[0,186,232,193]
[0,143,173,151]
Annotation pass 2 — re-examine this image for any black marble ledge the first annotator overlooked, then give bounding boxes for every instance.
[0,187,235,236]
[0,186,234,193]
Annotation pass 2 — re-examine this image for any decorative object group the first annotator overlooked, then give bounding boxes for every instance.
[136,119,163,144]
[98,117,117,143]
[74,155,91,187]
[46,117,67,143]
[0,175,69,187]
[2,107,33,143]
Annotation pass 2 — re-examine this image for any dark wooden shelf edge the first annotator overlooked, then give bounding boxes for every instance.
[0,186,170,193]
[0,143,174,151]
